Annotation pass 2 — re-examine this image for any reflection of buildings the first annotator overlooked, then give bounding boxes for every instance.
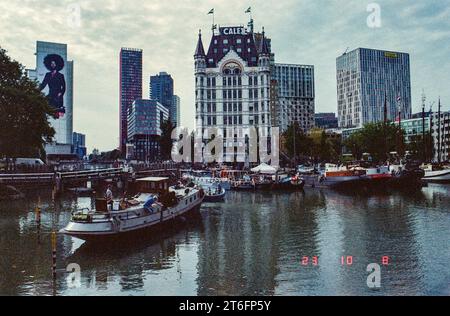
[27,41,74,158]
[127,99,168,161]
[337,48,412,128]
[120,48,143,153]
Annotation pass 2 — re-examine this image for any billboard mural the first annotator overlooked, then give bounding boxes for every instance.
[39,53,66,118]
[36,41,73,145]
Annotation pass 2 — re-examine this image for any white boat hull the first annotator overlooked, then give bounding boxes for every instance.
[422,170,450,183]
[60,189,204,240]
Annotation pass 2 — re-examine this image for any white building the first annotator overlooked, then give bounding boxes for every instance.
[194,24,272,163]
[431,110,450,162]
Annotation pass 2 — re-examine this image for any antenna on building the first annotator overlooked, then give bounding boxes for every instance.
[343,47,350,55]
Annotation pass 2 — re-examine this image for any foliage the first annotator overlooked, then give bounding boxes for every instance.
[159,119,175,161]
[343,122,405,162]
[0,47,55,159]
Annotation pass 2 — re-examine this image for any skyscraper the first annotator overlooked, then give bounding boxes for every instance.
[28,41,74,157]
[150,72,174,122]
[172,95,181,127]
[127,99,169,161]
[272,63,315,132]
[336,48,412,128]
[120,48,143,153]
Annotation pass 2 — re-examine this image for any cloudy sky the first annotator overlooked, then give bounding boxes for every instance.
[1,0,449,152]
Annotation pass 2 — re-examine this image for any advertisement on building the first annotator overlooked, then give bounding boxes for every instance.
[36,41,73,145]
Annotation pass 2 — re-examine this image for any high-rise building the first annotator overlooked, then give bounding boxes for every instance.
[272,63,315,132]
[315,113,338,129]
[172,95,180,127]
[431,109,450,162]
[194,24,272,163]
[28,41,74,158]
[72,132,87,159]
[150,72,174,121]
[127,99,169,161]
[336,48,412,128]
[120,48,143,153]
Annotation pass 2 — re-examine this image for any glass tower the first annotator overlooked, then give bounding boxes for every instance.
[336,48,412,128]
[120,48,143,153]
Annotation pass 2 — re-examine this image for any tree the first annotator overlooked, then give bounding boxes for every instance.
[0,47,55,159]
[343,122,405,163]
[159,119,175,161]
[282,122,313,162]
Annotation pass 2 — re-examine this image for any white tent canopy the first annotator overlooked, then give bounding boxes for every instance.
[251,163,278,174]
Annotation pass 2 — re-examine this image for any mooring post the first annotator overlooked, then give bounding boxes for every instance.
[35,196,41,243]
[51,231,57,279]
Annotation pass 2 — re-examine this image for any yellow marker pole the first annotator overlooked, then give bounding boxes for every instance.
[51,231,57,279]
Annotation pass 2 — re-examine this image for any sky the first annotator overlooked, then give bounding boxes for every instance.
[1,0,449,152]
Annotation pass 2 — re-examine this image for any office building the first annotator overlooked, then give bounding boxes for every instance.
[127,99,169,161]
[150,72,174,122]
[272,64,315,133]
[120,48,143,153]
[27,41,74,158]
[172,95,181,127]
[336,48,412,128]
[315,113,338,129]
[72,132,87,159]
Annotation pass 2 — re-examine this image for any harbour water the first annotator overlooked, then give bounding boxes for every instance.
[1,184,450,296]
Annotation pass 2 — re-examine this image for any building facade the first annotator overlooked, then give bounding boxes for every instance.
[431,110,450,162]
[120,48,143,153]
[336,48,412,129]
[272,64,315,132]
[127,99,169,161]
[72,132,87,159]
[194,24,273,163]
[150,72,174,122]
[315,113,338,129]
[172,95,180,127]
[27,41,74,157]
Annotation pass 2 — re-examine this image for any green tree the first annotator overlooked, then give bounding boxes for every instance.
[0,47,55,159]
[343,122,405,163]
[282,122,313,161]
[159,119,175,161]
[406,133,433,162]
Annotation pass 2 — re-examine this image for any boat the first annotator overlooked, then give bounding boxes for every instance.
[231,176,256,191]
[317,164,367,189]
[203,185,226,202]
[421,165,450,183]
[272,175,305,191]
[0,185,25,201]
[182,170,231,190]
[364,166,392,186]
[388,164,425,189]
[60,177,204,241]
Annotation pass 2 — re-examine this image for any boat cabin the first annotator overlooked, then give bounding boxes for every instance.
[136,177,170,194]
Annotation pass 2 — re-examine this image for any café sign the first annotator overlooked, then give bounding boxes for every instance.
[219,27,248,35]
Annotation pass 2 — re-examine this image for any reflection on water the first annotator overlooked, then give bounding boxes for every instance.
[1,185,450,296]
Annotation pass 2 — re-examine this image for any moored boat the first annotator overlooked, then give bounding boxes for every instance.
[421,165,450,183]
[60,177,204,241]
[203,185,226,202]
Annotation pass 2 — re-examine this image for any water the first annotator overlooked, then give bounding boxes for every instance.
[1,185,450,296]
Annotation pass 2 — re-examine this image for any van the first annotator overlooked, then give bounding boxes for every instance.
[14,158,45,166]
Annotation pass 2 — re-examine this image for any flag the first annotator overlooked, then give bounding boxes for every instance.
[207,8,214,15]
[245,7,251,13]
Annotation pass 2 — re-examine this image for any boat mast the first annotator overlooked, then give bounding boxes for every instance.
[421,91,426,162]
[438,97,441,164]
